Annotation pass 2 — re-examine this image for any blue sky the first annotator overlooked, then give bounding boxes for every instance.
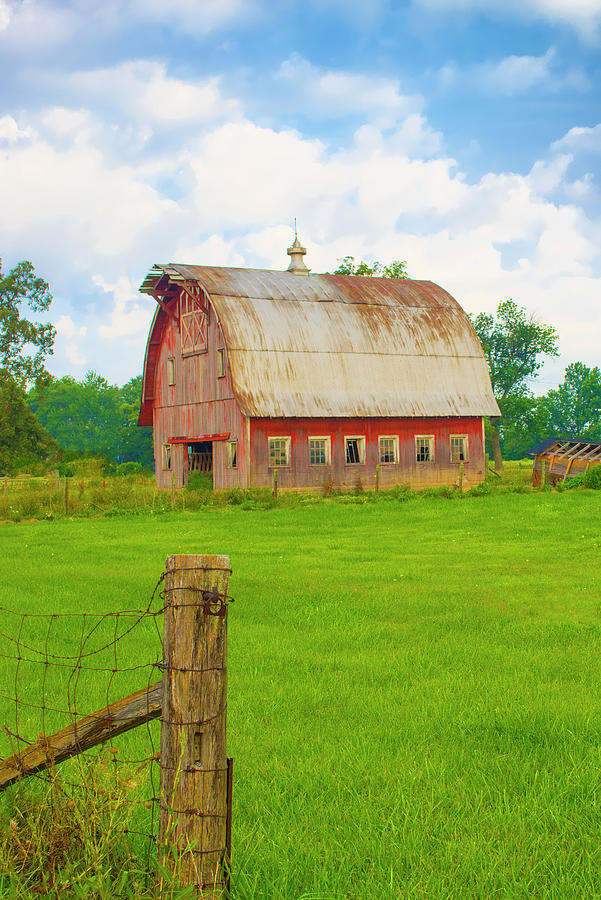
[1,0,600,392]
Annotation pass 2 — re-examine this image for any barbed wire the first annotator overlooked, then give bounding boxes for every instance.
[0,568,234,893]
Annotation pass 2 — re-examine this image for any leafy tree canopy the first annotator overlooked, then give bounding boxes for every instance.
[333,256,409,278]
[545,362,601,438]
[0,373,58,474]
[0,259,56,389]
[470,300,559,402]
[470,300,559,469]
[28,372,153,468]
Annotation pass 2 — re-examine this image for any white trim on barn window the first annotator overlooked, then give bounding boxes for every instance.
[450,434,469,463]
[415,435,434,463]
[345,435,366,465]
[308,436,331,466]
[162,443,172,471]
[268,436,291,468]
[217,348,225,378]
[167,357,175,386]
[227,440,238,469]
[378,435,398,464]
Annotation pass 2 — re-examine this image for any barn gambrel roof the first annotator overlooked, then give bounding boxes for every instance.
[138,264,500,424]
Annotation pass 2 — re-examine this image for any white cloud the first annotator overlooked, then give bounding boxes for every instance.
[0,0,252,50]
[56,315,87,340]
[278,54,421,128]
[438,49,589,96]
[527,154,572,194]
[0,0,80,49]
[55,315,88,368]
[0,124,180,257]
[40,107,93,138]
[94,275,155,340]
[0,0,11,30]
[479,48,556,94]
[124,0,254,34]
[413,0,601,40]
[552,123,601,153]
[0,115,35,143]
[172,234,246,267]
[69,61,240,127]
[65,342,87,366]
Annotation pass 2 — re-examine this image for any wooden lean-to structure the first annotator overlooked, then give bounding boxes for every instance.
[530,438,601,486]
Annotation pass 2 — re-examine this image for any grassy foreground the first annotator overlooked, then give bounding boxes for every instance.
[0,490,600,898]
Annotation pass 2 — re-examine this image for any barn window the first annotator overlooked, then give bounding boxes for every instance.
[345,436,365,465]
[227,440,237,469]
[268,437,290,468]
[379,436,398,464]
[415,435,434,462]
[162,444,172,470]
[180,288,208,355]
[217,348,225,378]
[450,435,469,463]
[309,437,330,466]
[167,357,175,386]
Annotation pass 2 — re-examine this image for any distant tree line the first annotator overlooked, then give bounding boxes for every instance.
[28,373,153,469]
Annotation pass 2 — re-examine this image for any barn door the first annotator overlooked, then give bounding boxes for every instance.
[188,441,213,485]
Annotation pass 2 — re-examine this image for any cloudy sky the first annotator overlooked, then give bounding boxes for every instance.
[1,0,600,390]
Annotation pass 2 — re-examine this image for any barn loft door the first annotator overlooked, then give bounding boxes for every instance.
[180,287,207,355]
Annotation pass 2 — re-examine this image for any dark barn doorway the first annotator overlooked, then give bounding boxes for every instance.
[188,441,213,485]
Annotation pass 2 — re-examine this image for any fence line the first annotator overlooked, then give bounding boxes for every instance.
[0,555,234,898]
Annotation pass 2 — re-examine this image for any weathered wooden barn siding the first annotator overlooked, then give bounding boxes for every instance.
[250,416,485,490]
[152,293,246,489]
[140,264,499,491]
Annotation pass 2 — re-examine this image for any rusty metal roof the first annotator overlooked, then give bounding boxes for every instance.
[139,264,500,420]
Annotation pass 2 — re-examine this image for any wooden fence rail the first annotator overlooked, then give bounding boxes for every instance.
[0,682,162,791]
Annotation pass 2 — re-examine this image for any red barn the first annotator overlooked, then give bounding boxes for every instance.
[138,241,499,491]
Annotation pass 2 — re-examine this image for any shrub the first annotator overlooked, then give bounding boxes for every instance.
[584,465,601,490]
[563,474,585,490]
[114,461,146,477]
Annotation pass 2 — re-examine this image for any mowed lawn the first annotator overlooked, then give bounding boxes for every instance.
[1,491,601,898]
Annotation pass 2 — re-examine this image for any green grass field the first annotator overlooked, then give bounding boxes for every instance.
[1,490,601,898]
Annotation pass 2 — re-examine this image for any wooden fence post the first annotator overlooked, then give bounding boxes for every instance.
[375,464,380,493]
[458,461,464,493]
[272,468,278,499]
[159,554,231,899]
[64,477,69,515]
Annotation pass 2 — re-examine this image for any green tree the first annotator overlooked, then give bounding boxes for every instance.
[28,372,153,467]
[470,300,559,470]
[29,372,120,457]
[0,375,58,473]
[545,362,601,438]
[116,375,154,468]
[0,259,58,471]
[494,394,553,460]
[333,256,409,278]
[0,258,56,388]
